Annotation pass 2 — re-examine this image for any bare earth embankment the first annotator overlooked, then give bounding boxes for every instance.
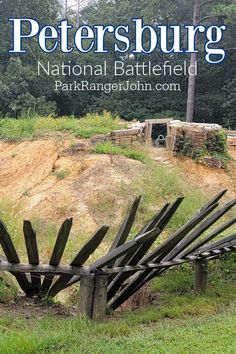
[0,137,236,236]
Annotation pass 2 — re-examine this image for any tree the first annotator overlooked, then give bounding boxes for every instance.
[186,0,200,123]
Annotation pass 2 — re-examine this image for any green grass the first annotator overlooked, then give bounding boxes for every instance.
[0,307,235,354]
[0,113,124,141]
[0,218,234,353]
[93,141,148,162]
[117,160,208,233]
[0,279,17,303]
[0,256,235,353]
[52,169,70,180]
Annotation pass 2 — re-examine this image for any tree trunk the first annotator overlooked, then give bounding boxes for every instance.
[186,0,201,123]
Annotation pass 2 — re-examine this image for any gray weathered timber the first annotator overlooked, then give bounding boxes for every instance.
[141,203,218,265]
[0,220,33,297]
[109,196,141,252]
[108,202,220,310]
[130,201,235,299]
[166,199,236,260]
[91,272,108,320]
[79,272,108,320]
[180,216,236,258]
[64,228,160,290]
[48,225,109,298]
[198,234,236,253]
[91,228,160,269]
[194,259,208,293]
[41,218,73,293]
[79,274,95,318]
[107,197,184,300]
[23,221,41,292]
[198,189,227,213]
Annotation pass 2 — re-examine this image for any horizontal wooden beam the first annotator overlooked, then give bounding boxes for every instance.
[0,261,90,276]
[0,244,235,277]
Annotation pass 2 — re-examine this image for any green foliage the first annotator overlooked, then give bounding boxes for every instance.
[0,279,17,303]
[74,112,124,138]
[0,58,56,118]
[0,113,122,141]
[93,142,147,162]
[223,77,236,129]
[206,130,228,154]
[174,129,230,167]
[0,0,235,122]
[118,159,206,231]
[52,170,70,180]
[0,260,235,353]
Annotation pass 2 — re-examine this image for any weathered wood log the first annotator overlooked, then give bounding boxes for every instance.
[0,220,33,297]
[79,274,95,318]
[63,228,160,290]
[118,235,236,309]
[91,228,159,269]
[109,196,141,252]
[107,198,184,300]
[197,189,227,214]
[0,190,235,312]
[41,218,73,293]
[110,129,141,136]
[108,202,218,310]
[79,271,108,320]
[47,225,109,298]
[180,216,236,257]
[92,272,108,320]
[141,203,218,265]
[167,198,236,260]
[194,259,208,293]
[198,233,236,253]
[0,259,90,275]
[0,243,234,277]
[23,221,41,292]
[130,200,236,300]
[136,203,170,236]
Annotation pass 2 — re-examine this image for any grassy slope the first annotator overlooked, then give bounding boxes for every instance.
[0,113,124,140]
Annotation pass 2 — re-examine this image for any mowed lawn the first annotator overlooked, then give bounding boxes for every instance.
[0,303,235,354]
[0,259,235,354]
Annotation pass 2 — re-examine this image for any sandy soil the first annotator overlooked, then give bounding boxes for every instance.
[0,138,235,235]
[0,138,142,234]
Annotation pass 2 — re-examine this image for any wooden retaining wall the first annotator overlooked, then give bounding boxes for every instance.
[91,128,143,147]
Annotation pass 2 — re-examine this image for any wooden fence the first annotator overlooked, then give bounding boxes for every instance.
[0,190,235,319]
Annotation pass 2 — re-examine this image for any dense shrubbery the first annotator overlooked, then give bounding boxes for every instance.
[174,128,230,167]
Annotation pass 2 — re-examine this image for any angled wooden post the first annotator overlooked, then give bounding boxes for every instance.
[79,271,108,320]
[194,259,208,294]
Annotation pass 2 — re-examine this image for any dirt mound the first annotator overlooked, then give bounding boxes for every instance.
[0,138,142,234]
[0,138,236,237]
